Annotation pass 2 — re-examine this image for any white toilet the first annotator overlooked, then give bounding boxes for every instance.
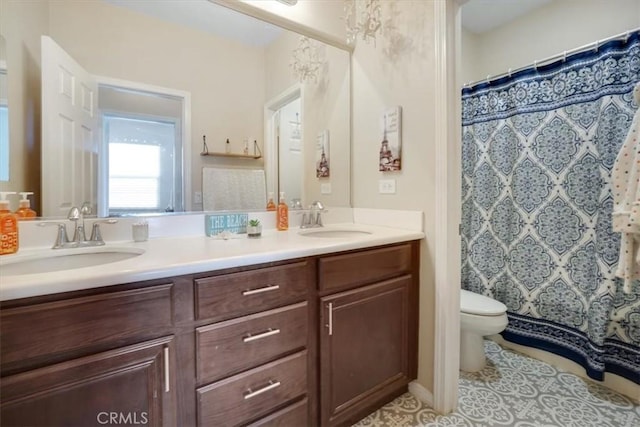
[460,289,508,372]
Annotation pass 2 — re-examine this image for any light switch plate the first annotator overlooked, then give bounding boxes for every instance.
[378,179,396,194]
[194,191,202,204]
[321,183,332,194]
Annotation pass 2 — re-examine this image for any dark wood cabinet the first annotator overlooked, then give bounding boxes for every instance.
[193,260,314,426]
[317,243,419,427]
[0,240,419,427]
[1,336,176,427]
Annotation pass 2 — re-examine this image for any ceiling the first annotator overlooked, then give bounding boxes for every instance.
[102,0,282,47]
[461,0,553,34]
[104,0,555,46]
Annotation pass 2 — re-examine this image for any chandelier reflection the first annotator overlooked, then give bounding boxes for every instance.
[290,36,323,83]
[344,0,382,46]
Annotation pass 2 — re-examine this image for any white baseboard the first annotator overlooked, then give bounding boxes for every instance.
[488,335,640,402]
[408,381,434,407]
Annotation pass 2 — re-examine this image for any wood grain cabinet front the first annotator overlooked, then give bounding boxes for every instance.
[196,302,308,384]
[1,283,174,375]
[1,336,176,427]
[194,261,310,322]
[193,260,314,426]
[0,241,420,427]
[196,351,308,427]
[317,242,419,427]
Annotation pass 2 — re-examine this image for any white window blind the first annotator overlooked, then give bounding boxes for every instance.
[108,143,161,209]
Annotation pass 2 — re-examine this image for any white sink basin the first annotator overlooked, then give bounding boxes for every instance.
[0,247,145,276]
[299,228,373,238]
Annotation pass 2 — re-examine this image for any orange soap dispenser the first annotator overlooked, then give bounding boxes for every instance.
[16,192,37,219]
[266,192,276,211]
[276,192,288,231]
[0,192,19,255]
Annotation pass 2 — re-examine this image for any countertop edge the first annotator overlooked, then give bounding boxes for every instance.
[0,225,425,301]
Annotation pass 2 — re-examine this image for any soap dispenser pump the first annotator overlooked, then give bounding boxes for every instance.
[16,192,37,219]
[0,192,19,255]
[0,192,16,213]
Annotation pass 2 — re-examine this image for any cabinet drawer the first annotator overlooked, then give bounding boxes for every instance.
[197,351,307,427]
[246,397,308,427]
[196,302,307,384]
[318,244,412,292]
[1,284,173,373]
[195,261,309,322]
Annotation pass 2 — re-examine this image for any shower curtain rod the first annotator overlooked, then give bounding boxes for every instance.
[463,27,640,88]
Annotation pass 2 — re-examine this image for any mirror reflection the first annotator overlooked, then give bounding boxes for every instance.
[0,35,7,183]
[0,0,350,218]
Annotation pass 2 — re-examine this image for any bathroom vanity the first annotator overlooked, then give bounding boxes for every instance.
[0,231,420,427]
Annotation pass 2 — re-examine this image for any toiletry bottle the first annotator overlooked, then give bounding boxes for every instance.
[15,192,37,219]
[277,191,288,231]
[0,192,19,255]
[225,138,231,154]
[266,192,276,211]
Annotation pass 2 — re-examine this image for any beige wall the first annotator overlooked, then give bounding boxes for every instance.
[351,0,437,392]
[0,0,48,212]
[462,0,640,84]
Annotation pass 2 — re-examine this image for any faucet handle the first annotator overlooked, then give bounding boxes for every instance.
[80,202,92,217]
[38,222,70,249]
[89,219,118,243]
[310,201,325,211]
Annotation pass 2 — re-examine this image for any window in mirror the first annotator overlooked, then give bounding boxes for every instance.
[104,115,182,215]
[99,84,185,216]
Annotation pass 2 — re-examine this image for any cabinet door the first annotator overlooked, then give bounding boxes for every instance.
[320,276,411,426]
[1,336,176,427]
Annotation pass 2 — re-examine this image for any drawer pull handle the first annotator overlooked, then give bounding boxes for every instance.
[243,328,281,343]
[244,380,281,400]
[327,302,333,336]
[242,284,280,296]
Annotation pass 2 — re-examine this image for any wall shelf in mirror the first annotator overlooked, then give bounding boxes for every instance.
[200,152,262,160]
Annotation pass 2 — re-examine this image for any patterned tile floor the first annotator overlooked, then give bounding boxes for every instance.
[353,340,640,427]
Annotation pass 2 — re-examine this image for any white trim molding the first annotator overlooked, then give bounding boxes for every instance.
[409,380,434,407]
[430,0,463,415]
[263,83,303,200]
[94,75,192,213]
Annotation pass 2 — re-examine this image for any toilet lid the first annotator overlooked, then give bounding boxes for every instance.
[460,289,507,315]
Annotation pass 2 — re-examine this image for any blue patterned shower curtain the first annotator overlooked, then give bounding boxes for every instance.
[461,32,640,383]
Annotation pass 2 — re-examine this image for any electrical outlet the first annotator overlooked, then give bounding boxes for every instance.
[378,179,396,194]
[194,191,202,204]
[321,183,332,194]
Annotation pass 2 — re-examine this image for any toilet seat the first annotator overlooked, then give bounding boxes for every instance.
[460,289,507,315]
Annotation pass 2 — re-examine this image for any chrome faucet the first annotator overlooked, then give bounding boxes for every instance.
[301,201,326,229]
[39,205,117,249]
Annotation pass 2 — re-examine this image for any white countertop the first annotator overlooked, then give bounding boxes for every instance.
[0,222,424,301]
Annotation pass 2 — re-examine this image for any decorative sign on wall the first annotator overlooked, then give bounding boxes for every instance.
[316,130,330,178]
[379,106,402,171]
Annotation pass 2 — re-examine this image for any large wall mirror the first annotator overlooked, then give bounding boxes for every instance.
[0,0,350,218]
